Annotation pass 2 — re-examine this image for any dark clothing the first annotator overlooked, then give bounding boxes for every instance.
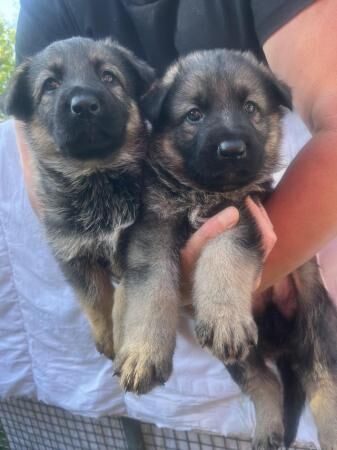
[16,0,313,71]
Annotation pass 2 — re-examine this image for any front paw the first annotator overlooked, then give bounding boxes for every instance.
[195,312,257,363]
[94,331,115,360]
[253,420,284,450]
[253,432,284,450]
[114,344,173,394]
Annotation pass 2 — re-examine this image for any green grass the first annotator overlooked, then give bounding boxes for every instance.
[0,423,9,450]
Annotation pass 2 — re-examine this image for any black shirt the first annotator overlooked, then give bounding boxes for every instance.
[16,0,313,72]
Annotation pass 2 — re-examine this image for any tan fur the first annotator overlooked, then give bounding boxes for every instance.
[114,220,179,393]
[193,231,259,362]
[162,64,179,87]
[79,267,115,359]
[243,356,284,449]
[112,284,127,354]
[307,375,337,450]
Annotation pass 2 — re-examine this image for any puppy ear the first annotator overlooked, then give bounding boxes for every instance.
[4,59,33,121]
[242,52,292,111]
[257,61,292,111]
[104,39,156,97]
[268,76,292,110]
[127,55,156,97]
[141,81,172,126]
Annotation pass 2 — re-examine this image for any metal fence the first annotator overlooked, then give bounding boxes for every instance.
[0,398,317,450]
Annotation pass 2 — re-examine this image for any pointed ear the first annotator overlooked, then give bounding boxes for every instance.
[127,54,156,97]
[4,59,34,121]
[141,80,172,126]
[258,61,292,110]
[242,52,292,111]
[268,76,292,110]
[104,39,156,97]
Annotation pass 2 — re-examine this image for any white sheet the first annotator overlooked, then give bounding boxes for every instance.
[0,116,322,447]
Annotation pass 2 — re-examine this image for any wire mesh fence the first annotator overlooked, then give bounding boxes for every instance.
[140,423,317,450]
[0,398,318,450]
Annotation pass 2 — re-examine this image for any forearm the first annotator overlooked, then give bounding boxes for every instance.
[259,0,337,291]
[259,128,337,292]
[15,120,40,212]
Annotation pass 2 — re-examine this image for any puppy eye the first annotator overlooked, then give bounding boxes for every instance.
[243,101,258,115]
[44,78,61,92]
[101,70,117,84]
[186,108,204,123]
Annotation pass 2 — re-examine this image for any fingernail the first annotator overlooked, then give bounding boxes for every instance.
[217,207,239,228]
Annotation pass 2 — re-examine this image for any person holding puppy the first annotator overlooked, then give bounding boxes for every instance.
[6,0,337,447]
[14,0,337,313]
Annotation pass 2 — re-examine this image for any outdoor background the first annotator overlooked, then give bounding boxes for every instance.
[0,2,19,445]
[0,0,19,119]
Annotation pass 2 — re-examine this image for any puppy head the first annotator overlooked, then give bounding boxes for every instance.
[5,37,155,162]
[142,49,291,192]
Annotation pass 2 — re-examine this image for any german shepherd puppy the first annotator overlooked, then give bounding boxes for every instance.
[5,37,154,360]
[114,50,337,449]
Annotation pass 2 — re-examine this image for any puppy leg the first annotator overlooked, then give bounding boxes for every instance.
[61,257,115,359]
[227,352,284,450]
[305,372,337,450]
[114,220,179,394]
[112,283,127,355]
[293,261,337,449]
[194,223,261,363]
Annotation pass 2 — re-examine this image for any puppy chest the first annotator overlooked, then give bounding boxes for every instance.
[69,196,136,233]
[49,226,127,264]
[44,172,139,234]
[187,195,237,230]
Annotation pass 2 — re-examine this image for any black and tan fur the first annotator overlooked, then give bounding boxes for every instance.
[5,37,154,359]
[113,50,337,449]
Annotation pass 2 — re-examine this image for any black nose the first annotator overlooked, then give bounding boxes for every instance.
[217,140,247,159]
[70,94,101,117]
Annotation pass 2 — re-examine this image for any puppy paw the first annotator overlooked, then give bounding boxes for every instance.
[253,413,284,450]
[253,427,284,450]
[94,331,115,360]
[114,345,173,394]
[195,312,257,363]
[319,438,337,450]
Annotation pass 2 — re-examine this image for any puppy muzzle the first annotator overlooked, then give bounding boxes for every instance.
[54,86,129,159]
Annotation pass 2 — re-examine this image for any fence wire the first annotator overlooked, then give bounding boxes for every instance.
[0,398,317,450]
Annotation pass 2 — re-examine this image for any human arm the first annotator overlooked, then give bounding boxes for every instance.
[14,121,40,212]
[259,0,337,291]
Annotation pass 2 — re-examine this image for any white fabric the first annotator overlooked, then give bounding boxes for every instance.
[0,116,321,447]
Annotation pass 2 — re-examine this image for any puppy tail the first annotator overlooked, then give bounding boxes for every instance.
[277,356,306,448]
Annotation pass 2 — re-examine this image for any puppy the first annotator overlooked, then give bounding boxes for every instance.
[5,37,154,360]
[114,50,337,449]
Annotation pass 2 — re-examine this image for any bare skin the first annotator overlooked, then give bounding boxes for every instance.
[260,0,337,292]
[15,121,40,213]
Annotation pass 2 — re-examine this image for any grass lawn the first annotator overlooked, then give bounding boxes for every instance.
[0,424,8,450]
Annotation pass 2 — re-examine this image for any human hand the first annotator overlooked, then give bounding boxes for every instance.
[180,197,277,303]
[245,197,277,290]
